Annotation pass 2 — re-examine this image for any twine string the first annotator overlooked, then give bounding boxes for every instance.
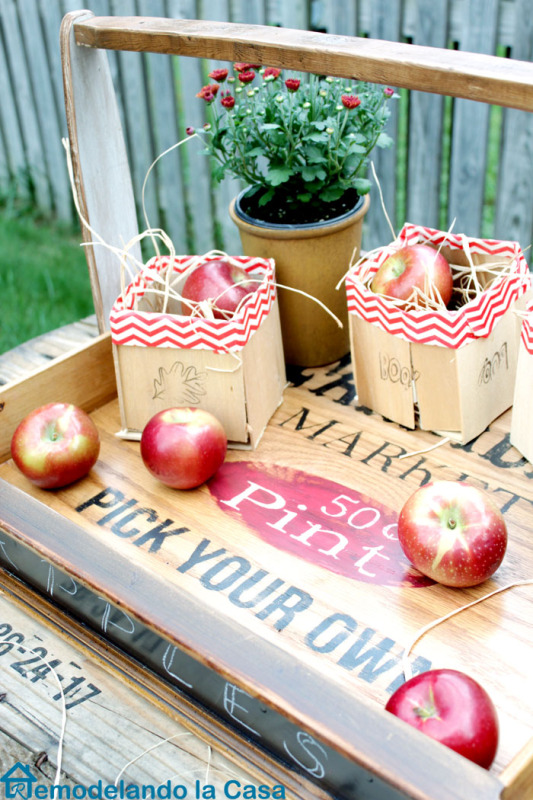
[402,578,533,682]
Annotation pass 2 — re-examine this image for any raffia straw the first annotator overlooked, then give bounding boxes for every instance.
[335,163,398,293]
[140,133,201,258]
[114,732,193,787]
[398,437,451,460]
[401,579,533,682]
[63,137,184,308]
[371,160,396,242]
[62,138,145,283]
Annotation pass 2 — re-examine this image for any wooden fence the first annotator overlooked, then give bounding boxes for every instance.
[1,0,533,257]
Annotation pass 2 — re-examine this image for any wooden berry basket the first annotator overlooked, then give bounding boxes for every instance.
[1,13,533,800]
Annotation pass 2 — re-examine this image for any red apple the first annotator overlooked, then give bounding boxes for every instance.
[398,481,507,587]
[181,259,257,319]
[140,407,227,489]
[385,668,499,769]
[370,244,453,306]
[10,403,100,489]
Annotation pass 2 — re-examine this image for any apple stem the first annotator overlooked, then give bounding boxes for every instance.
[413,687,441,722]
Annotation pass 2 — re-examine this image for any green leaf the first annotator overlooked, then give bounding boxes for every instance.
[319,185,345,202]
[245,146,266,158]
[304,144,325,164]
[353,177,372,194]
[301,165,327,181]
[266,165,293,186]
[258,188,276,206]
[261,123,281,130]
[377,132,394,149]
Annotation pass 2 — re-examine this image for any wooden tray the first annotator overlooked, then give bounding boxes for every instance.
[1,334,533,800]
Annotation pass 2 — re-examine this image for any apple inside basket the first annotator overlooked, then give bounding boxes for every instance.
[109,254,286,449]
[346,224,531,444]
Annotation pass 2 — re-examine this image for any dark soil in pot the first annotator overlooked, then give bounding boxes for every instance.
[236,187,364,228]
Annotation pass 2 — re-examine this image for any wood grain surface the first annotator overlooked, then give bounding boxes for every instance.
[0,588,283,794]
[1,351,532,798]
[72,16,533,112]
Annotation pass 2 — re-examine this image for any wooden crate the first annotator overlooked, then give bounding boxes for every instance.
[2,12,533,800]
[510,301,533,463]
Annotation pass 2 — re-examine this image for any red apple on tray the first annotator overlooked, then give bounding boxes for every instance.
[140,407,227,489]
[398,481,507,587]
[181,259,258,319]
[370,244,453,306]
[386,668,499,769]
[10,402,100,489]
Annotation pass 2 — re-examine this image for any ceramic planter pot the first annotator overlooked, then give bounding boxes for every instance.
[229,190,370,367]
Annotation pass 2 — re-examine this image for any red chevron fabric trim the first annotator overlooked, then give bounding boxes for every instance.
[520,301,533,355]
[110,255,276,352]
[346,224,531,349]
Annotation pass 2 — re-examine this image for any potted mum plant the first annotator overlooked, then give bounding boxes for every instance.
[189,63,396,366]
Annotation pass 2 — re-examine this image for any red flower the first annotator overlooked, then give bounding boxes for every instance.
[209,68,228,82]
[263,67,281,80]
[196,83,220,101]
[285,78,300,92]
[341,94,361,109]
[384,87,395,97]
[221,93,235,109]
[238,70,255,84]
[186,126,195,135]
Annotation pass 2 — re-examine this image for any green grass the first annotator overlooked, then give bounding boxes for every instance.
[0,210,94,355]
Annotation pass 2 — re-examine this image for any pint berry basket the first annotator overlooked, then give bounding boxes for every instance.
[346,224,531,443]
[110,254,286,448]
[511,301,533,462]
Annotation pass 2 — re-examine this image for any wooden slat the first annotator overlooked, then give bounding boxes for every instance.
[364,0,401,251]
[310,0,358,38]
[0,0,50,208]
[447,0,499,235]
[406,0,449,229]
[203,0,244,256]
[494,0,533,250]
[0,28,27,193]
[111,0,159,234]
[17,0,72,220]
[166,0,217,255]
[61,9,142,330]
[38,0,67,124]
[0,333,115,463]
[73,16,533,112]
[0,316,99,386]
[137,0,188,254]
[501,738,533,800]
